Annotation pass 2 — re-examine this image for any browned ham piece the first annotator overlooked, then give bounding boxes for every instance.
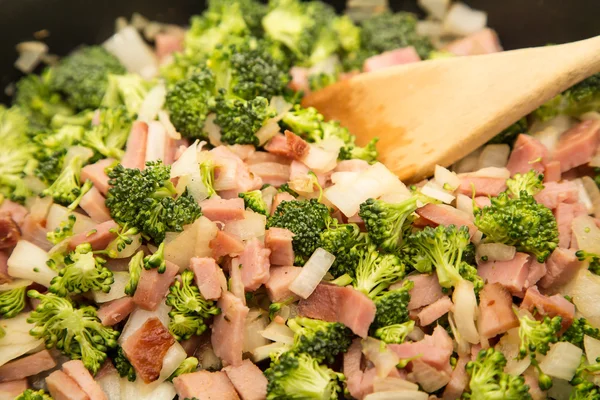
[521,286,575,331]
[363,46,421,72]
[0,379,28,399]
[68,220,118,251]
[0,213,20,249]
[444,28,502,56]
[534,181,579,209]
[264,266,302,302]
[121,121,149,170]
[79,187,111,223]
[200,197,246,222]
[418,296,454,326]
[442,355,469,400]
[458,176,506,197]
[553,120,600,172]
[477,252,530,296]
[539,248,581,292]
[416,204,478,238]
[398,274,445,310]
[81,158,115,196]
[210,231,245,259]
[389,326,453,370]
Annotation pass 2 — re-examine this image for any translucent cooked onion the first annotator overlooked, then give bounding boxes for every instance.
[243,309,270,353]
[471,166,510,179]
[158,110,181,140]
[575,178,593,214]
[421,181,455,204]
[103,26,158,79]
[477,144,510,169]
[256,120,281,146]
[224,211,266,241]
[572,270,600,327]
[7,241,56,287]
[584,335,600,365]
[572,215,600,254]
[289,248,335,299]
[581,176,600,216]
[452,280,479,344]
[455,194,474,218]
[373,377,419,393]
[442,2,487,36]
[92,271,129,303]
[418,0,449,20]
[260,321,295,344]
[539,342,582,381]
[476,243,516,262]
[14,41,48,73]
[434,165,460,191]
[361,337,400,378]
[204,114,222,147]
[138,83,166,122]
[0,313,44,366]
[497,328,530,376]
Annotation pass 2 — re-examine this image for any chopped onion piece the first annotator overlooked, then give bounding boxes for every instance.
[256,120,281,146]
[0,279,32,291]
[331,171,359,186]
[585,335,600,365]
[7,241,56,287]
[447,313,471,356]
[361,337,400,378]
[476,243,516,262]
[252,342,290,362]
[539,342,582,381]
[197,340,221,371]
[92,271,129,303]
[452,147,482,174]
[148,342,187,389]
[193,216,219,260]
[204,114,222,146]
[373,377,419,393]
[165,217,217,272]
[145,121,167,162]
[170,141,200,178]
[418,0,450,20]
[224,211,266,241]
[572,215,600,254]
[158,110,181,140]
[455,194,474,218]
[572,270,600,327]
[581,176,600,216]
[471,167,510,179]
[434,165,460,192]
[416,20,444,37]
[301,145,338,174]
[364,392,428,400]
[442,2,487,36]
[477,144,510,169]
[547,378,576,400]
[14,41,48,73]
[421,181,455,204]
[575,178,593,214]
[106,232,142,259]
[138,84,166,122]
[0,313,43,366]
[261,185,278,214]
[121,378,176,400]
[407,325,425,342]
[46,204,96,235]
[131,12,150,30]
[120,301,171,344]
[244,309,270,353]
[289,248,335,299]
[96,369,121,400]
[270,96,293,121]
[497,328,530,375]
[452,280,479,344]
[260,321,295,344]
[103,26,158,79]
[530,115,574,152]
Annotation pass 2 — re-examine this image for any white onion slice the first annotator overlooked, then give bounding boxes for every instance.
[477,144,510,169]
[421,181,455,204]
[193,216,219,260]
[373,377,419,393]
[575,178,593,214]
[244,309,270,353]
[289,248,335,299]
[476,243,516,262]
[270,96,293,121]
[434,165,460,191]
[455,194,474,218]
[7,241,56,287]
[581,176,600,217]
[158,111,181,140]
[572,270,600,327]
[103,26,158,79]
[585,335,600,365]
[251,342,290,363]
[452,280,479,344]
[572,215,600,254]
[442,2,487,36]
[260,321,295,345]
[539,342,582,381]
[0,313,43,366]
[224,211,266,241]
[452,147,482,174]
[497,328,531,376]
[138,83,166,122]
[301,145,338,174]
[331,171,359,186]
[92,271,129,303]
[361,337,400,378]
[256,120,281,146]
[418,0,449,20]
[96,369,121,400]
[14,41,48,73]
[471,167,510,179]
[204,114,222,147]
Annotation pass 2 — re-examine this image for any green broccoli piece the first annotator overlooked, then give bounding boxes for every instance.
[265,351,344,400]
[474,192,559,263]
[50,110,94,129]
[332,15,361,54]
[287,317,352,364]
[35,125,85,151]
[575,250,600,275]
[278,183,299,197]
[113,346,136,381]
[102,74,151,115]
[570,382,600,400]
[166,270,220,341]
[34,149,66,186]
[338,138,379,163]
[463,348,532,400]
[371,280,413,331]
[41,154,86,206]
[374,320,415,344]
[0,286,26,318]
[80,106,133,159]
[506,170,545,198]
[352,244,406,298]
[570,356,600,399]
[143,242,166,273]
[28,290,119,374]
[560,317,600,349]
[267,198,331,265]
[281,106,324,142]
[308,72,338,92]
[319,222,366,278]
[358,197,418,252]
[200,159,217,198]
[534,73,600,121]
[106,223,139,257]
[124,250,144,296]
[168,357,199,381]
[268,296,296,320]
[487,117,528,146]
[106,161,203,243]
[165,69,216,141]
[15,389,54,400]
[517,313,562,359]
[47,214,77,245]
[49,243,114,297]
[239,190,268,215]
[48,46,126,110]
[213,95,276,145]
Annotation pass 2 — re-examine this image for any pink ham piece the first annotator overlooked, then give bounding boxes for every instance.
[478,283,519,339]
[190,257,226,301]
[416,203,478,238]
[0,251,8,284]
[477,252,530,296]
[68,220,118,251]
[553,120,600,172]
[265,228,294,266]
[211,146,263,199]
[81,158,115,196]
[538,248,581,292]
[79,187,111,223]
[344,339,366,400]
[46,370,90,400]
[399,274,445,310]
[506,134,548,175]
[409,359,451,393]
[525,260,547,288]
[227,145,256,161]
[174,370,240,400]
[155,30,184,61]
[265,266,302,302]
[543,161,561,183]
[270,192,295,215]
[97,297,135,326]
[521,286,575,330]
[418,296,454,326]
[555,202,575,248]
[238,238,271,291]
[289,67,309,93]
[0,214,20,250]
[121,121,149,170]
[534,181,579,209]
[458,175,506,197]
[264,131,310,161]
[363,46,421,73]
[0,379,28,399]
[62,360,107,400]
[223,359,268,400]
[212,292,249,367]
[210,231,245,259]
[133,260,179,311]
[389,326,453,370]
[0,200,27,226]
[200,197,245,222]
[298,283,376,338]
[474,196,492,209]
[248,162,291,186]
[0,350,56,382]
[444,28,502,56]
[442,356,469,400]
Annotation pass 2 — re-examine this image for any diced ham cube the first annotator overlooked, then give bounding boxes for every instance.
[335,159,370,173]
[190,257,226,301]
[210,231,245,259]
[534,181,579,209]
[363,46,421,73]
[0,200,27,226]
[0,379,28,399]
[155,30,185,61]
[270,192,295,215]
[474,196,491,209]
[521,286,575,331]
[248,162,291,186]
[506,134,548,176]
[289,67,309,93]
[538,248,581,292]
[399,274,445,310]
[46,370,90,400]
[477,252,530,296]
[389,326,453,370]
[418,296,454,326]
[553,120,600,172]
[0,251,8,284]
[121,121,149,170]
[555,202,575,248]
[265,228,294,266]
[227,145,256,161]
[133,260,179,311]
[0,214,20,250]
[174,370,240,400]
[223,359,268,400]
[416,204,478,238]
[211,146,263,199]
[200,197,245,222]
[525,260,547,288]
[81,158,115,196]
[212,292,249,367]
[238,238,271,291]
[444,28,502,56]
[265,266,302,302]
[458,176,506,197]
[0,350,56,382]
[410,359,451,392]
[68,220,118,251]
[122,317,175,383]
[344,339,366,399]
[62,360,107,400]
[264,131,310,161]
[79,187,111,223]
[97,297,135,326]
[543,161,561,183]
[478,283,519,339]
[442,355,469,400]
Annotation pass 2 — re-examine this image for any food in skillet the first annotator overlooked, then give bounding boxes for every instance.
[2,0,600,399]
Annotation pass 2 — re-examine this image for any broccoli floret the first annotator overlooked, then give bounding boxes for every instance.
[281,106,323,142]
[267,199,331,265]
[308,72,338,92]
[358,197,418,252]
[35,125,85,151]
[352,244,406,298]
[287,317,352,364]
[166,270,220,341]
[106,223,139,257]
[372,280,413,331]
[534,73,600,120]
[561,317,600,349]
[464,348,532,400]
[113,346,136,381]
[571,356,600,399]
[165,69,216,141]
[49,243,114,297]
[0,286,26,318]
[488,117,528,146]
[517,313,562,359]
[106,161,203,243]
[570,382,600,400]
[80,106,133,159]
[40,154,86,206]
[144,242,166,273]
[265,351,344,400]
[48,46,126,110]
[34,149,66,185]
[124,250,144,296]
[28,290,119,374]
[15,389,54,400]
[269,296,296,320]
[374,320,415,344]
[213,95,276,145]
[14,72,73,128]
[338,138,379,163]
[506,170,545,198]
[169,357,199,381]
[47,214,77,245]
[102,74,151,115]
[474,192,559,262]
[575,250,600,275]
[278,183,299,197]
[239,190,268,215]
[50,110,94,129]
[332,16,361,54]
[319,222,366,278]
[199,159,217,198]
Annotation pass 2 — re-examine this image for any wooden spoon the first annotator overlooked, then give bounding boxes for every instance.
[302,36,600,182]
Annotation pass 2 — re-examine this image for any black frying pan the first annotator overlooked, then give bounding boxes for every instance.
[1,0,599,105]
